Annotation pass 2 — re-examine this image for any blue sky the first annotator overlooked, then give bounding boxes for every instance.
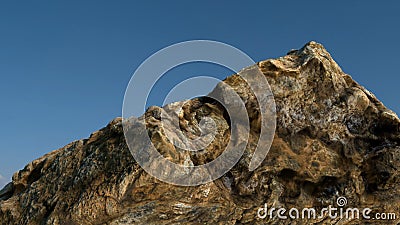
[0,1,399,188]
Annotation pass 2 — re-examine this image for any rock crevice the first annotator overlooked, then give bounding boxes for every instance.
[1,41,399,224]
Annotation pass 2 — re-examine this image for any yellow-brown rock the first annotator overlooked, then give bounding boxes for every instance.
[1,42,399,224]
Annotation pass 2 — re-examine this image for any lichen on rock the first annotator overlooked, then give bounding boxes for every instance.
[0,41,399,224]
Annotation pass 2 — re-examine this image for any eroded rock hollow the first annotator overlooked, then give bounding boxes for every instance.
[1,42,399,224]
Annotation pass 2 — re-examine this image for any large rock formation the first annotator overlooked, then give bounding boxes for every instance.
[1,42,399,224]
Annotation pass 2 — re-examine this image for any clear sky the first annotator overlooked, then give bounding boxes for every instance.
[0,1,399,188]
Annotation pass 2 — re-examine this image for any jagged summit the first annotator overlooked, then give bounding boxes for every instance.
[1,42,399,225]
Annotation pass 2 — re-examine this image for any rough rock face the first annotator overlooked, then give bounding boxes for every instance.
[1,42,399,224]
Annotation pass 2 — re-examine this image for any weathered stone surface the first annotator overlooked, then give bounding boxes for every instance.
[1,41,399,224]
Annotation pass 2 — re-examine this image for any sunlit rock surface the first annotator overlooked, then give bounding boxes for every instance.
[1,42,399,224]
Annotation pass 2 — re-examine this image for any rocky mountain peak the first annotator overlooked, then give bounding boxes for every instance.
[1,42,399,224]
